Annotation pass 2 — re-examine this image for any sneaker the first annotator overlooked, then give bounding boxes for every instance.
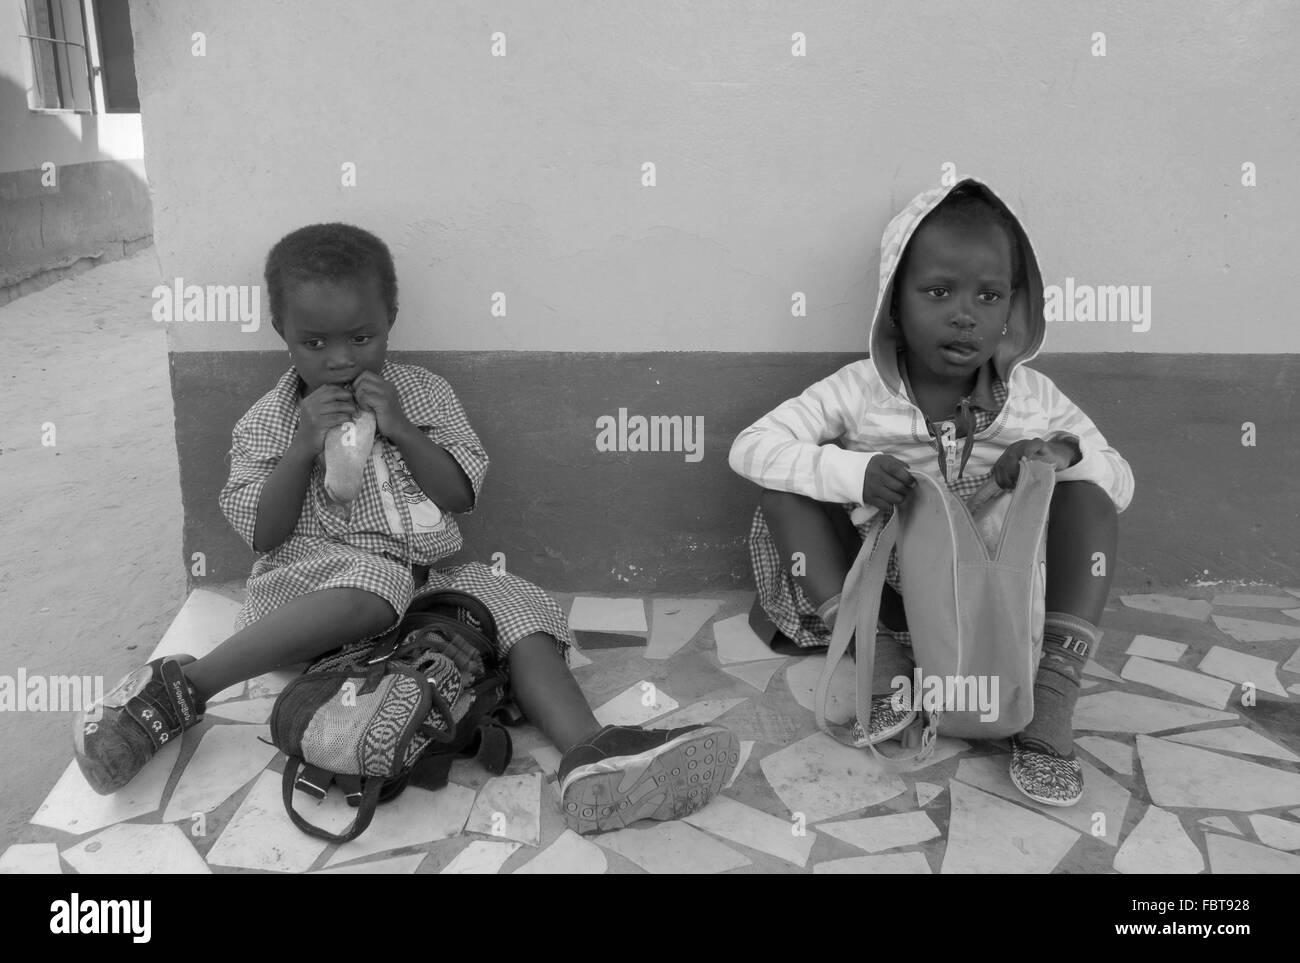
[1009,735,1084,807]
[557,724,739,835]
[849,694,917,747]
[73,656,205,795]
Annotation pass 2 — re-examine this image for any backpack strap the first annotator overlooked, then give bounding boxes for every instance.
[814,494,939,773]
[281,759,384,844]
[990,459,1056,565]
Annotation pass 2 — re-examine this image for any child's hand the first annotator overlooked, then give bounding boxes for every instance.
[352,371,411,440]
[295,385,359,455]
[992,438,1076,489]
[862,454,916,510]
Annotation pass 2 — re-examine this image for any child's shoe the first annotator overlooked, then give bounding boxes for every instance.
[557,724,739,834]
[849,694,917,747]
[73,655,205,795]
[1009,735,1084,807]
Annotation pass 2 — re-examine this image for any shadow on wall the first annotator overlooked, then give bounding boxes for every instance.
[0,74,152,299]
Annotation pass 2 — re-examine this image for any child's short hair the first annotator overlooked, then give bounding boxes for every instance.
[891,184,1024,319]
[264,223,398,334]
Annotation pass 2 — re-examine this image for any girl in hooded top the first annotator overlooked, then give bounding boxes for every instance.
[729,180,1134,806]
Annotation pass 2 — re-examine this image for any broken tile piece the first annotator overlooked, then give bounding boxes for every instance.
[1196,645,1288,697]
[325,783,476,867]
[940,780,1078,874]
[148,588,243,660]
[572,630,644,650]
[208,681,246,704]
[915,782,944,807]
[206,771,330,872]
[1248,814,1300,851]
[1121,656,1234,709]
[1125,635,1188,662]
[162,724,278,822]
[0,843,61,874]
[1207,833,1300,873]
[1212,593,1300,609]
[594,821,751,874]
[1113,806,1203,874]
[312,854,426,874]
[63,823,210,875]
[714,613,778,664]
[567,597,647,634]
[1073,691,1235,733]
[724,701,800,745]
[464,774,542,847]
[650,698,746,730]
[725,741,755,789]
[592,682,678,727]
[721,659,785,692]
[817,811,940,854]
[31,738,183,836]
[1077,736,1134,775]
[814,852,931,874]
[566,646,592,668]
[513,830,607,873]
[1083,659,1123,683]
[441,840,521,874]
[1081,679,1099,689]
[760,732,906,823]
[1120,594,1211,621]
[205,697,278,724]
[1138,736,1300,811]
[785,654,856,723]
[246,668,300,699]
[1211,615,1300,642]
[645,598,724,660]
[1198,816,1242,835]
[529,746,562,778]
[684,795,816,867]
[876,737,970,769]
[1285,609,1300,624]
[954,754,1131,847]
[1165,726,1300,763]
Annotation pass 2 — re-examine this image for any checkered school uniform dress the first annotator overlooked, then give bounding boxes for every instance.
[219,360,572,663]
[749,379,1009,650]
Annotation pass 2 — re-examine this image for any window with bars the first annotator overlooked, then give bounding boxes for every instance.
[20,0,140,113]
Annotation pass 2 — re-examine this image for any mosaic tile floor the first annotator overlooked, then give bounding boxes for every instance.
[5,584,1300,874]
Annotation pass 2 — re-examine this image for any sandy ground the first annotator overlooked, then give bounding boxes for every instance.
[0,251,187,852]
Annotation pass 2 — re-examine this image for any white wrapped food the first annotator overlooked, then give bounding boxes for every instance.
[323,410,377,503]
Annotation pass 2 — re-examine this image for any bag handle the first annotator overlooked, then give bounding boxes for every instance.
[815,487,941,773]
[281,759,384,844]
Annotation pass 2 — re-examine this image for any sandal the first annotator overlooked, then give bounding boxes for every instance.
[849,694,917,747]
[1009,735,1084,807]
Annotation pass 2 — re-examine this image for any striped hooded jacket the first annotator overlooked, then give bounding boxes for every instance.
[728,178,1135,524]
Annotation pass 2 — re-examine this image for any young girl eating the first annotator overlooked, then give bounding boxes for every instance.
[76,223,738,834]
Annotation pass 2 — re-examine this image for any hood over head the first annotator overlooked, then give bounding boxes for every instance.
[868,178,1045,398]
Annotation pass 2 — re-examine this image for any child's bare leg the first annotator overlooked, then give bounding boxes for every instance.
[183,588,397,701]
[759,489,908,631]
[1043,481,1118,625]
[1020,481,1119,759]
[507,633,600,752]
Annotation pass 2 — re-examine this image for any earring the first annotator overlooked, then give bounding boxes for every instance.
[1001,324,1008,335]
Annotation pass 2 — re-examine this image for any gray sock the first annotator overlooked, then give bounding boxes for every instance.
[1019,612,1099,757]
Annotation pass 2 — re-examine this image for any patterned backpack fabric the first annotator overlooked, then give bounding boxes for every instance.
[270,589,515,842]
[815,459,1056,769]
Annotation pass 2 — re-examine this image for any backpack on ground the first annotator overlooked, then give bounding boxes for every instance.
[270,589,516,842]
[815,458,1056,769]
